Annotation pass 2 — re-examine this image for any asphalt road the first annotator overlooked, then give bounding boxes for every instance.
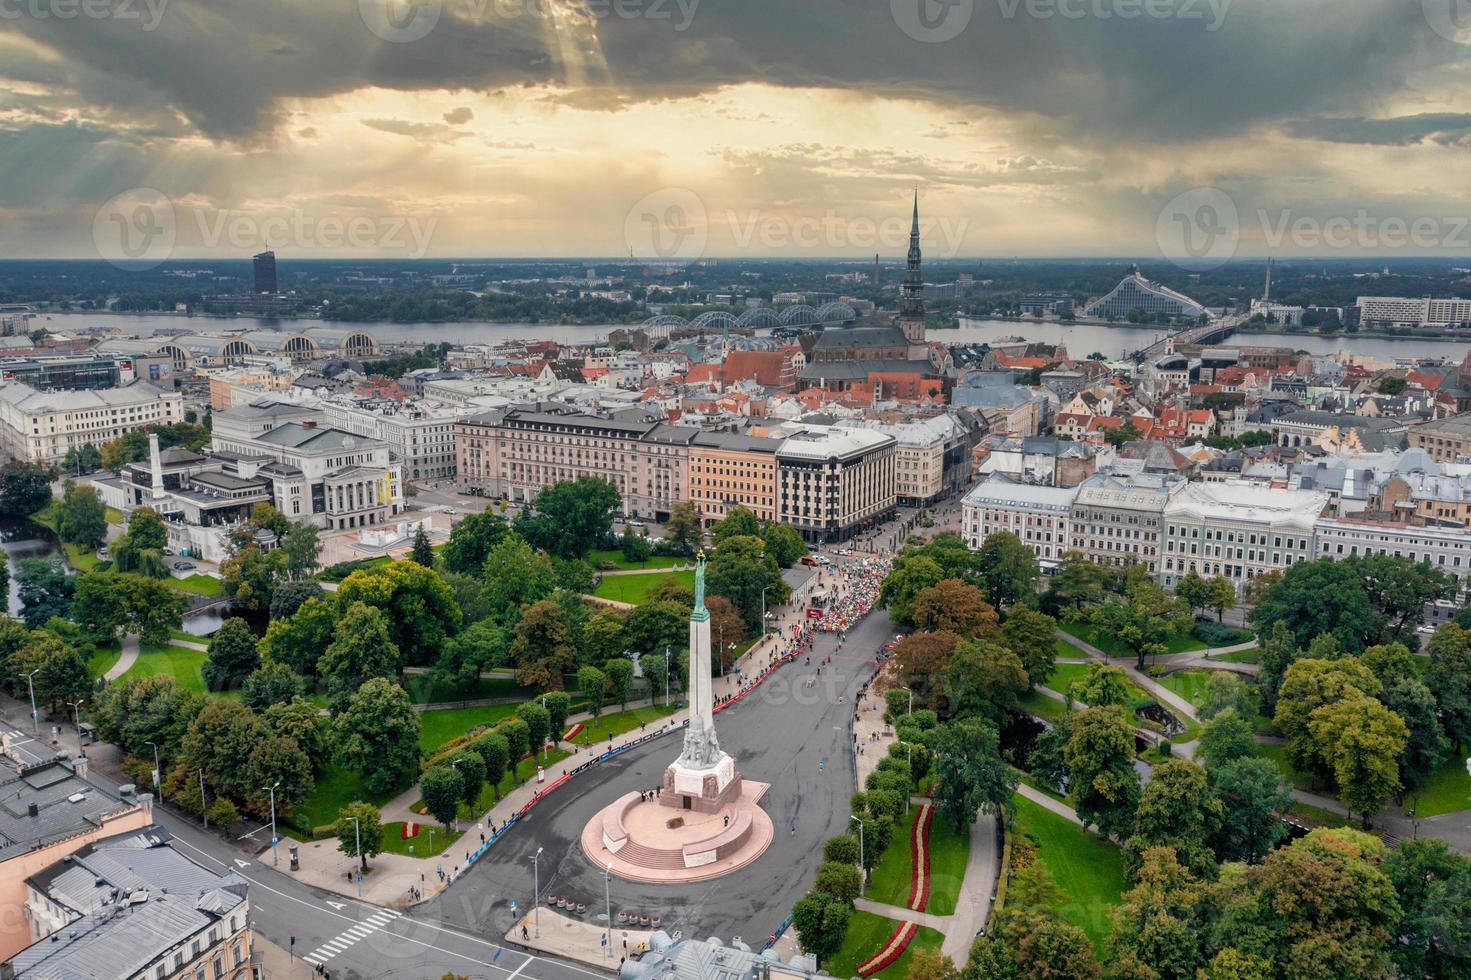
[419,603,897,948]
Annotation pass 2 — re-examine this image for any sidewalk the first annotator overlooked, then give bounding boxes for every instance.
[510,907,651,972]
[253,932,314,980]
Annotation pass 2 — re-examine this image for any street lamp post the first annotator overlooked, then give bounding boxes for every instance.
[66,699,84,758]
[144,741,162,802]
[850,815,865,896]
[897,685,913,715]
[760,585,769,636]
[263,782,280,866]
[199,769,208,829]
[20,669,39,735]
[530,847,544,938]
[662,646,671,707]
[603,861,613,957]
[348,816,363,896]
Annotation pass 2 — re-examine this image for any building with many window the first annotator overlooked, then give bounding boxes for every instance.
[962,475,1078,568]
[775,425,896,543]
[323,399,474,482]
[688,431,782,526]
[0,382,182,465]
[1068,472,1186,576]
[1356,296,1471,329]
[1160,481,1327,593]
[1407,412,1471,463]
[8,826,250,980]
[1314,516,1471,593]
[1084,268,1208,321]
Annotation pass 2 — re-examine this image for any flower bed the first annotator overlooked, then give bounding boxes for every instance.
[563,723,584,742]
[855,921,917,977]
[907,803,933,912]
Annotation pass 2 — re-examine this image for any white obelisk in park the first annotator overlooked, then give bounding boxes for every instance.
[661,552,742,812]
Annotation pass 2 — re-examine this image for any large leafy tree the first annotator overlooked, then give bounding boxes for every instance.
[930,717,1015,832]
[181,699,266,802]
[518,477,621,559]
[71,571,186,646]
[1426,623,1471,751]
[577,665,607,718]
[791,891,851,965]
[471,731,511,800]
[336,559,461,667]
[622,599,687,654]
[259,596,336,675]
[420,765,464,829]
[1250,557,1386,653]
[335,802,384,871]
[1379,675,1448,793]
[432,619,508,695]
[1108,847,1210,980]
[1069,663,1132,709]
[1348,553,1455,642]
[54,481,107,547]
[1255,621,1299,715]
[280,521,321,580]
[894,631,960,706]
[1043,550,1114,617]
[1175,568,1210,617]
[92,674,205,762]
[1208,756,1292,864]
[1197,708,1256,770]
[1308,695,1408,821]
[1000,607,1058,688]
[480,534,557,626]
[975,531,1039,609]
[333,678,421,794]
[761,523,806,569]
[244,735,314,820]
[1090,573,1192,670]
[1273,657,1380,783]
[1128,759,1222,877]
[510,599,577,691]
[220,545,288,610]
[662,502,703,556]
[21,631,91,713]
[268,579,323,620]
[942,638,1027,723]
[709,506,761,546]
[910,579,997,637]
[603,657,635,711]
[15,559,73,629]
[1383,838,1471,979]
[0,462,50,518]
[881,555,945,626]
[318,601,402,702]
[582,607,626,665]
[1064,705,1140,837]
[705,534,789,632]
[201,617,261,692]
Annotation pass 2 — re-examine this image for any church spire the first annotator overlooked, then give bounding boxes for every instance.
[899,191,925,331]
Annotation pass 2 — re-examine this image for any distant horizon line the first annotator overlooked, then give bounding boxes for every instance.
[1,255,1465,265]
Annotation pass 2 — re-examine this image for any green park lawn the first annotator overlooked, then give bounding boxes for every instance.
[1253,741,1316,793]
[1404,753,1471,818]
[61,541,102,572]
[121,645,211,694]
[1211,647,1262,664]
[1156,670,1218,707]
[1017,689,1067,721]
[1044,662,1096,699]
[1011,794,1128,952]
[925,812,971,916]
[823,910,945,980]
[291,765,395,836]
[405,672,534,706]
[1288,801,1349,829]
[417,704,523,752]
[87,645,121,680]
[169,574,224,597]
[379,821,464,858]
[1055,639,1087,660]
[1060,621,1205,657]
[572,703,679,748]
[588,549,687,571]
[592,570,695,604]
[866,813,917,908]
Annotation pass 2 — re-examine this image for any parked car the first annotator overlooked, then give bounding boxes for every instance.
[817,555,833,565]
[800,555,820,567]
[629,519,646,528]
[162,548,175,556]
[173,561,196,571]
[1417,624,1438,635]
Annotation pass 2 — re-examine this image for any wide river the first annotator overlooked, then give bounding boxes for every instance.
[42,311,1471,363]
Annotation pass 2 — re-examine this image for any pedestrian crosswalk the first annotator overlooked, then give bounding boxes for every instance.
[300,908,403,968]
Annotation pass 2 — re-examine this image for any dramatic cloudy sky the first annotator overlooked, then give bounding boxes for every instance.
[4,0,1471,260]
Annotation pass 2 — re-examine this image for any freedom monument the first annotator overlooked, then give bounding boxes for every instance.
[582,554,773,883]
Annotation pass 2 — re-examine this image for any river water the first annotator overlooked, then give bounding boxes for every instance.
[47,311,1471,363]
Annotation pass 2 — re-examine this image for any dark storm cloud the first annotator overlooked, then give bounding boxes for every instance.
[0,0,1457,145]
[1287,113,1471,146]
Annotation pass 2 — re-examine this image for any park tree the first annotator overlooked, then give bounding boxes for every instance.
[974,531,1038,609]
[481,535,558,625]
[1064,705,1140,837]
[1197,708,1256,770]
[92,674,205,763]
[241,662,307,711]
[1382,838,1471,979]
[1000,607,1058,688]
[1175,568,1210,617]
[640,653,673,704]
[1308,695,1408,821]
[910,579,997,637]
[518,477,621,559]
[519,702,551,759]
[259,596,336,676]
[895,631,961,706]
[244,736,313,820]
[0,462,50,517]
[791,891,851,965]
[619,524,651,564]
[813,861,862,903]
[1274,657,1380,783]
[181,699,266,801]
[1128,759,1223,877]
[942,639,1028,723]
[543,691,571,743]
[220,545,288,610]
[1206,575,1238,622]
[623,600,685,653]
[22,632,90,713]
[709,506,761,546]
[603,657,635,711]
[1378,675,1447,792]
[318,602,402,702]
[663,502,703,556]
[1108,847,1211,980]
[1069,663,1131,709]
[1209,756,1293,864]
[931,717,1015,832]
[335,560,461,667]
[71,571,187,646]
[263,698,326,767]
[706,595,745,670]
[882,555,945,626]
[247,503,292,538]
[1250,558,1385,653]
[410,525,435,568]
[441,511,508,575]
[510,600,577,691]
[762,523,806,569]
[1198,671,1258,721]
[1426,623,1471,751]
[471,731,511,800]
[447,751,487,816]
[823,834,860,866]
[15,559,72,629]
[577,665,607,718]
[433,619,508,695]
[268,579,324,621]
[1044,551,1114,617]
[1255,621,1299,715]
[1091,574,1192,670]
[55,481,107,547]
[1349,553,1455,642]
[201,617,261,692]
[705,535,789,632]
[333,678,421,794]
[280,521,321,580]
[335,802,384,872]
[498,717,531,775]
[582,607,626,665]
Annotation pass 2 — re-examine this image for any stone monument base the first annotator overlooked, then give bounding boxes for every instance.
[582,780,774,884]
[660,753,742,814]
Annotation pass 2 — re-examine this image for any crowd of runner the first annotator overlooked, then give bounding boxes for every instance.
[812,554,892,634]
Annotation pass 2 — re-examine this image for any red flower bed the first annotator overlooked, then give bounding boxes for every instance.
[907,803,933,912]
[856,920,917,977]
[562,723,584,741]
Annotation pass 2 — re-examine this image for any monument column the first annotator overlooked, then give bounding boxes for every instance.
[663,552,740,810]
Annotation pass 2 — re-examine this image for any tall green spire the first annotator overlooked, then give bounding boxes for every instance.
[691,551,709,622]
